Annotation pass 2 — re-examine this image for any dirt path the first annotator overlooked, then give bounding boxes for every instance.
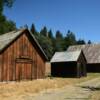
[29,86,91,100]
[28,77,100,100]
[78,77,100,88]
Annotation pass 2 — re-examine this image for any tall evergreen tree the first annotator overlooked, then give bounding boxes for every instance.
[30,23,38,35]
[77,39,86,44]
[65,30,73,42]
[64,30,76,48]
[55,30,64,51]
[56,30,63,39]
[87,40,92,44]
[66,31,76,43]
[0,0,16,34]
[67,30,71,34]
[37,35,53,60]
[0,0,14,14]
[48,29,53,39]
[3,20,16,32]
[40,26,48,37]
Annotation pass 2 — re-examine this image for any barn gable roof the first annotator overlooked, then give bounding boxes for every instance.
[50,50,82,63]
[67,44,100,64]
[0,28,48,60]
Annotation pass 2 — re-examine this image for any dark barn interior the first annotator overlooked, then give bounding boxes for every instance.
[51,61,86,78]
[87,64,100,72]
[51,62,77,77]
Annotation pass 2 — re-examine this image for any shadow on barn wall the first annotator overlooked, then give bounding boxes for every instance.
[87,64,100,73]
[51,62,86,78]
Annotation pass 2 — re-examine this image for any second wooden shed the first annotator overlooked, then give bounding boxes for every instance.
[67,44,100,72]
[50,50,87,78]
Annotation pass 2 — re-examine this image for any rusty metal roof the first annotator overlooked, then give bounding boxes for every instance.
[0,28,48,60]
[51,50,81,63]
[67,44,100,64]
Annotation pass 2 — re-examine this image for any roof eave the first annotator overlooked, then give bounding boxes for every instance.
[0,28,48,61]
[51,61,77,63]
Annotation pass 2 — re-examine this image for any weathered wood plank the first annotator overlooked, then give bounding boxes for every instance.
[0,32,45,81]
[0,55,2,81]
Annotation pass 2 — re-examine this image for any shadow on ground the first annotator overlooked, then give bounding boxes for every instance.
[81,86,100,91]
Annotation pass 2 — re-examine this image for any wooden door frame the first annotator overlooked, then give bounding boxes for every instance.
[15,58,33,81]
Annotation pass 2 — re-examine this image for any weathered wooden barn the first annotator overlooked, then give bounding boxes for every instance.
[67,44,100,72]
[0,28,48,81]
[50,50,87,78]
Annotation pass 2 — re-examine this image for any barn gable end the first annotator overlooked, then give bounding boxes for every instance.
[67,44,100,64]
[67,44,100,72]
[50,50,87,78]
[0,29,47,81]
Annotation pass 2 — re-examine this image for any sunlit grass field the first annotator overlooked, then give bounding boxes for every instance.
[0,73,100,100]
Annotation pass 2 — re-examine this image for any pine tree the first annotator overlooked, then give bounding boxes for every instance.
[87,40,92,44]
[64,30,76,48]
[67,31,76,43]
[77,39,86,44]
[30,23,37,35]
[40,26,48,37]
[56,30,63,39]
[0,0,16,34]
[55,30,64,51]
[48,29,53,39]
[0,0,14,15]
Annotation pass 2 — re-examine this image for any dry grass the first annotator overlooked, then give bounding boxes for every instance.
[91,91,99,100]
[89,91,100,100]
[45,62,51,76]
[0,73,100,100]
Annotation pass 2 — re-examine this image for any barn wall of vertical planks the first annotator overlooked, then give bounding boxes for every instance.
[0,29,48,81]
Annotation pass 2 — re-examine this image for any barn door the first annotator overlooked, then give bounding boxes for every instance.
[20,63,32,80]
[15,63,21,81]
[15,59,33,81]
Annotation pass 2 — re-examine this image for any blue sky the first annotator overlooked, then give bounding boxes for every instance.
[4,0,100,43]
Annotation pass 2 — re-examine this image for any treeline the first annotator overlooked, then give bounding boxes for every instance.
[30,24,92,60]
[0,0,92,60]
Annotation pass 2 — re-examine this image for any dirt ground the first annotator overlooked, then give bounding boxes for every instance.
[32,77,100,100]
[0,73,100,100]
